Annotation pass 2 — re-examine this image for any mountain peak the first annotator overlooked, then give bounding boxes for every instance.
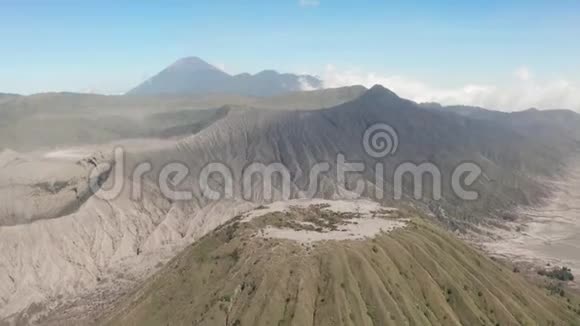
[367,84,399,97]
[256,69,279,75]
[128,57,322,96]
[100,200,580,326]
[356,84,401,104]
[168,56,220,72]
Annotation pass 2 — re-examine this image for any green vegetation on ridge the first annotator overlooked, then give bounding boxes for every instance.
[99,208,580,326]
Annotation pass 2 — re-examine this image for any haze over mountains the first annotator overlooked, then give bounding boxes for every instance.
[123,84,580,228]
[127,57,322,96]
[0,85,365,151]
[3,81,580,324]
[2,57,580,325]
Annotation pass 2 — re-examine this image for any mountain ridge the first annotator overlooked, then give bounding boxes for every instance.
[2,85,580,323]
[127,57,322,96]
[96,200,580,326]
[166,56,222,72]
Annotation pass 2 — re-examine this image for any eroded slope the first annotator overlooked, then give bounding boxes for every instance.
[100,201,580,326]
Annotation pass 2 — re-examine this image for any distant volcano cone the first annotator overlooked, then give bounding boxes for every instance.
[127,56,322,96]
[166,56,223,72]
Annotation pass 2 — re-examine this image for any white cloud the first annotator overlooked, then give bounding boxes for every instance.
[299,0,320,7]
[515,66,533,81]
[214,63,227,72]
[318,65,580,112]
[298,76,319,91]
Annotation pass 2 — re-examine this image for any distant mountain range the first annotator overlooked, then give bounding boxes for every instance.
[4,84,580,323]
[127,56,323,96]
[0,86,364,151]
[0,93,19,105]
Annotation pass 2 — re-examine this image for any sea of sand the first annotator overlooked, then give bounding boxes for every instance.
[483,160,580,274]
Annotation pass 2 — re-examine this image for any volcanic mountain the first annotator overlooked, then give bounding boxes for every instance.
[0,85,363,151]
[2,85,580,324]
[96,200,580,326]
[127,57,322,96]
[124,85,580,227]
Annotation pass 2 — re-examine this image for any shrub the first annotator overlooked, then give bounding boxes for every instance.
[538,267,575,282]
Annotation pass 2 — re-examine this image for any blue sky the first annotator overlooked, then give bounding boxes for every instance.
[1,0,580,110]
